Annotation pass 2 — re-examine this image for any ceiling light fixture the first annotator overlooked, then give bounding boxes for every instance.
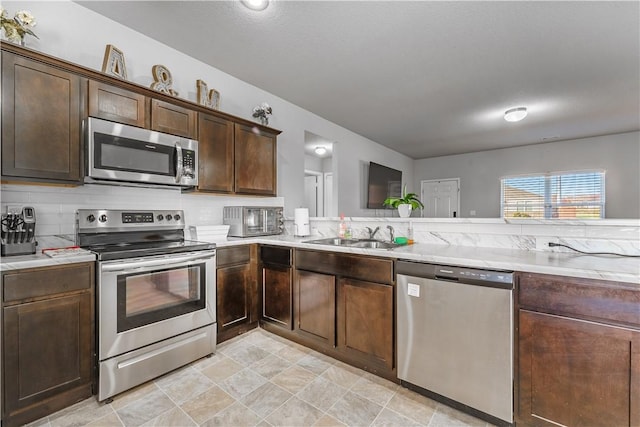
[504,107,528,122]
[314,146,327,156]
[240,0,269,11]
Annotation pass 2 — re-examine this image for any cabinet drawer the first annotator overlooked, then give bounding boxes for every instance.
[217,245,251,267]
[518,272,640,328]
[3,262,94,303]
[261,246,291,267]
[296,249,393,285]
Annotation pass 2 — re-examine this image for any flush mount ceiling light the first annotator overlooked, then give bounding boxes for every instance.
[504,107,528,122]
[314,146,327,156]
[241,0,269,11]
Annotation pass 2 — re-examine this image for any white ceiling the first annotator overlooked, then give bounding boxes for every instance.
[78,1,640,159]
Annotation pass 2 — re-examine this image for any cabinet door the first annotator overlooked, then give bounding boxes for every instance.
[217,263,252,331]
[198,113,234,192]
[518,310,640,427]
[1,52,82,182]
[150,99,197,139]
[295,270,336,347]
[88,80,147,127]
[337,278,394,370]
[234,123,277,196]
[3,292,93,425]
[262,264,292,329]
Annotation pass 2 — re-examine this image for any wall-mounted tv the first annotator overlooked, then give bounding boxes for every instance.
[367,162,402,209]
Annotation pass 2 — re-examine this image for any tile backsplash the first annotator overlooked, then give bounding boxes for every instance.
[0,184,284,237]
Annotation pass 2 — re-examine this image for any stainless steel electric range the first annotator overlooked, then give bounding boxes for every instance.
[76,209,216,402]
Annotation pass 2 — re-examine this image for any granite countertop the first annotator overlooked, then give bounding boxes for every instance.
[2,234,637,284]
[0,235,95,272]
[217,235,640,285]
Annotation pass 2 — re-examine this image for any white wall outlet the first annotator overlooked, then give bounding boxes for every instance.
[6,205,21,215]
[536,236,559,251]
[469,210,476,216]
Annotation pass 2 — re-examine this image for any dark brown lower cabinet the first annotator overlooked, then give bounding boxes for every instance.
[337,278,394,370]
[261,246,293,330]
[216,245,258,343]
[294,270,336,346]
[2,262,94,427]
[516,272,640,427]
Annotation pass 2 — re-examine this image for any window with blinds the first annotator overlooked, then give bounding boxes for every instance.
[501,170,605,219]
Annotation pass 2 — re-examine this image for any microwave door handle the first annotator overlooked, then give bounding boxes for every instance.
[175,143,184,183]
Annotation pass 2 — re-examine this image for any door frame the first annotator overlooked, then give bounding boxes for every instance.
[420,178,461,218]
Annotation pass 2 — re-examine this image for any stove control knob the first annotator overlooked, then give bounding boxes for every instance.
[99,214,108,223]
[174,214,181,221]
[87,214,96,223]
[157,214,164,221]
[166,214,173,221]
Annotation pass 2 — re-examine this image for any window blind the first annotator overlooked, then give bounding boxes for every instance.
[501,170,605,219]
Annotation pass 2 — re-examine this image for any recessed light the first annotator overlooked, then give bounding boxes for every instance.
[241,0,269,11]
[314,146,327,156]
[504,107,528,122]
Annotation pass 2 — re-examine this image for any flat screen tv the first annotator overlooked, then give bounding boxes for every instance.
[367,162,402,209]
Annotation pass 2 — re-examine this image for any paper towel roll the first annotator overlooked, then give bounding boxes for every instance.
[294,208,310,236]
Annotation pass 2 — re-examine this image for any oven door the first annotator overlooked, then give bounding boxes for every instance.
[98,250,215,360]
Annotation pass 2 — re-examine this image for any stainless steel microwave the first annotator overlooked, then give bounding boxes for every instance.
[223,206,284,237]
[86,117,198,187]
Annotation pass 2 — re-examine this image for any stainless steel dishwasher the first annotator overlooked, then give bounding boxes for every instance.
[396,260,514,425]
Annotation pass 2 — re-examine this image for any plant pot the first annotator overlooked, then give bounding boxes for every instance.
[397,204,412,218]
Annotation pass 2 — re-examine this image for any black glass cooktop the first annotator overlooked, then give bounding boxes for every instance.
[85,239,215,261]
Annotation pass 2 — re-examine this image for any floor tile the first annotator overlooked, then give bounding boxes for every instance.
[371,408,424,427]
[429,404,488,427]
[225,344,272,366]
[201,401,262,427]
[241,382,293,418]
[265,396,323,427]
[157,368,214,404]
[271,365,318,394]
[179,385,236,425]
[350,375,397,406]
[385,387,438,425]
[297,376,348,411]
[276,345,310,364]
[191,352,226,371]
[201,355,244,383]
[313,414,347,427]
[321,363,363,389]
[85,411,124,427]
[116,389,176,426]
[49,398,114,427]
[219,368,268,399]
[250,354,292,379]
[327,391,383,427]
[140,407,196,426]
[110,382,160,411]
[296,352,334,375]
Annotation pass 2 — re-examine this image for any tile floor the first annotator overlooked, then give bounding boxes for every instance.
[30,328,494,427]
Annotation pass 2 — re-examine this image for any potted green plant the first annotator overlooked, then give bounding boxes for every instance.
[383,184,424,217]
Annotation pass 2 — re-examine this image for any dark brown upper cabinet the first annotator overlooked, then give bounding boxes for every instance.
[88,80,148,128]
[1,51,83,184]
[197,113,235,193]
[150,99,197,139]
[234,123,277,196]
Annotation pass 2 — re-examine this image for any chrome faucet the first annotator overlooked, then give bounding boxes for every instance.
[365,226,380,239]
[386,225,394,243]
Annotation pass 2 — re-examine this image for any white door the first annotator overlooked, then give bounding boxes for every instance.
[421,179,460,218]
[304,175,319,216]
[324,173,334,217]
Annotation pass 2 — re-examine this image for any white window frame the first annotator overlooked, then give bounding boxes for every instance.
[500,170,606,219]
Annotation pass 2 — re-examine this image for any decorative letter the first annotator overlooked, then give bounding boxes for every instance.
[196,79,220,110]
[101,44,127,80]
[150,64,178,96]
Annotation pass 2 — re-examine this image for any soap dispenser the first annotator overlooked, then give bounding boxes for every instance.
[338,213,347,238]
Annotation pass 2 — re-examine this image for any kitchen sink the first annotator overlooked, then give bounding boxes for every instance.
[303,237,400,250]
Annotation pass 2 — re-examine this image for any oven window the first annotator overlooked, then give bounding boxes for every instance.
[117,263,206,332]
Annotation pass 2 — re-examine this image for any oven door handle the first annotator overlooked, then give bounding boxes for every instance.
[101,252,214,272]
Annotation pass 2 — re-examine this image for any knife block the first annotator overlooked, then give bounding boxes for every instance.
[1,241,37,256]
